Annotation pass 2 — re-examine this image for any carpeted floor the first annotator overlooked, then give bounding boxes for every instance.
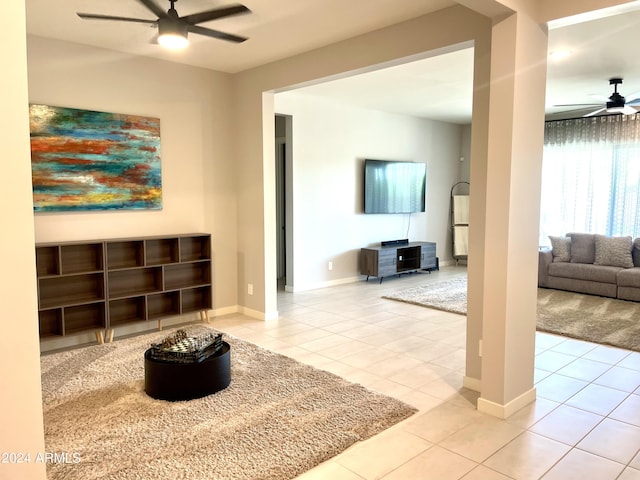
[41,325,416,480]
[384,277,640,352]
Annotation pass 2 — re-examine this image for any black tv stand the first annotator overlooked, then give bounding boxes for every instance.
[360,241,437,283]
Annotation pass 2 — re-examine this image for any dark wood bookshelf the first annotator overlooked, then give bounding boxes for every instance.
[36,234,213,343]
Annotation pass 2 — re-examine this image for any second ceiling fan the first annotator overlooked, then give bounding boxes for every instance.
[553,78,640,117]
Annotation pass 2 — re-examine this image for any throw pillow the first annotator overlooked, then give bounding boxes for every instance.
[633,238,640,267]
[568,233,596,263]
[594,234,634,268]
[549,236,571,262]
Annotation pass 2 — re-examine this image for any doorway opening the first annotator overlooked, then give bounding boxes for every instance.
[275,114,293,292]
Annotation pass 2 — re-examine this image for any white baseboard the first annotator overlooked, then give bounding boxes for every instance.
[477,387,537,418]
[238,306,279,321]
[211,305,239,317]
[283,262,463,292]
[463,375,481,392]
[286,276,362,293]
[211,305,278,321]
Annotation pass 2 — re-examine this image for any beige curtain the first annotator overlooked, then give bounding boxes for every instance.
[540,113,640,244]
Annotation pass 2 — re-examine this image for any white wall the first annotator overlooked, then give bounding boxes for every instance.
[27,36,239,318]
[232,5,489,316]
[275,92,462,291]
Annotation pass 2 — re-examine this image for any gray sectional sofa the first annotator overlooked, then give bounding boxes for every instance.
[538,232,640,301]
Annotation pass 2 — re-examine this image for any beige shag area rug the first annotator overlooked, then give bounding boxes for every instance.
[384,277,640,352]
[383,278,467,315]
[41,325,417,480]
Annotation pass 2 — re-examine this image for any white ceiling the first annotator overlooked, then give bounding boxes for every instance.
[293,3,640,124]
[26,0,455,73]
[24,0,640,124]
[288,47,476,124]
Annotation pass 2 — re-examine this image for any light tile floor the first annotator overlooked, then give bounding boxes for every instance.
[211,266,640,480]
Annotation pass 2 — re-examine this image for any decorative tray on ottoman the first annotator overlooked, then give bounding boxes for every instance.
[148,329,223,363]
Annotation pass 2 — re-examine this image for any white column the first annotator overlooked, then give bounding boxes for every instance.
[471,10,549,417]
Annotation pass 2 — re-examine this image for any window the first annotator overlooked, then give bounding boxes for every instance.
[540,115,640,244]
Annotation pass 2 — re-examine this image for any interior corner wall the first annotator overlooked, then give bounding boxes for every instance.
[275,92,462,291]
[26,36,239,317]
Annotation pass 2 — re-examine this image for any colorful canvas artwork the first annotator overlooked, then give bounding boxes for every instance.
[29,104,162,212]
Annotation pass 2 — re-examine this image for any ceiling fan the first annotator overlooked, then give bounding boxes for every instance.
[77,0,251,49]
[553,78,640,117]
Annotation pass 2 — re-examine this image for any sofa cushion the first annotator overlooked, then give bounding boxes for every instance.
[633,238,640,267]
[617,268,640,288]
[594,234,634,268]
[548,262,621,284]
[568,233,595,264]
[549,236,571,262]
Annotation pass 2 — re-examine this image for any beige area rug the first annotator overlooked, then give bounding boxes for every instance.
[384,277,640,352]
[41,325,416,480]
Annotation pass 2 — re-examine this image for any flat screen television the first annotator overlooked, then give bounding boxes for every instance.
[364,159,426,214]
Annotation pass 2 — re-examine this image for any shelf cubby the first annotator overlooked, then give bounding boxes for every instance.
[109,297,146,326]
[106,240,144,270]
[39,273,105,309]
[145,238,179,266]
[108,267,163,299]
[60,243,104,274]
[397,246,421,272]
[164,262,211,290]
[180,236,211,262]
[181,286,212,313]
[36,246,60,277]
[39,309,63,337]
[148,291,181,320]
[64,303,106,334]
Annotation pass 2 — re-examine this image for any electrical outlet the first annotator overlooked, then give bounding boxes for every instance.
[247,283,253,295]
[478,339,483,357]
[328,261,333,271]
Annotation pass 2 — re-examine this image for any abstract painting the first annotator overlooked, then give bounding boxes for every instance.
[29,104,162,212]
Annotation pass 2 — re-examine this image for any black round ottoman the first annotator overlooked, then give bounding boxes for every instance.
[144,341,231,401]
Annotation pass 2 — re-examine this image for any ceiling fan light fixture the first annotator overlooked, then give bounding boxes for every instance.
[606,105,626,114]
[158,31,188,49]
[158,18,188,49]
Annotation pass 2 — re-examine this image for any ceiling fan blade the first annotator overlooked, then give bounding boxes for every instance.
[552,103,603,107]
[188,24,247,43]
[77,13,157,25]
[626,97,640,106]
[622,105,638,115]
[137,0,167,19]
[181,4,250,25]
[584,107,606,117]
